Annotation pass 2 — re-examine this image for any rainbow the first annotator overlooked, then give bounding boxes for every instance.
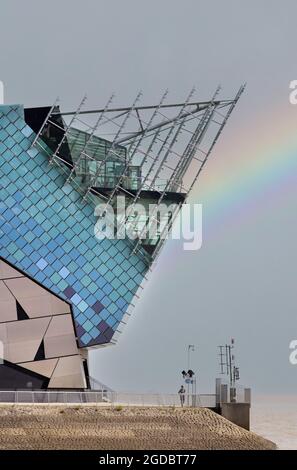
[189,99,297,239]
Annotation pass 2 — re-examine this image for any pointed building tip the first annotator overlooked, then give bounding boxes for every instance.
[239,83,247,93]
[213,84,221,99]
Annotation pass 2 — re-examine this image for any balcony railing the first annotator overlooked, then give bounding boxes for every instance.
[0,390,216,408]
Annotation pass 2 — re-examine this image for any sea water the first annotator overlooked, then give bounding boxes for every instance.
[251,395,297,450]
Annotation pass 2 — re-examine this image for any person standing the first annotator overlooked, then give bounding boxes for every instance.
[178,385,186,407]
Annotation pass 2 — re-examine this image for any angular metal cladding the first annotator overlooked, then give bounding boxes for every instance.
[0,258,86,389]
[0,104,148,349]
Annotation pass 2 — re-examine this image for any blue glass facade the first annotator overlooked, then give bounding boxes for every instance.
[0,104,148,347]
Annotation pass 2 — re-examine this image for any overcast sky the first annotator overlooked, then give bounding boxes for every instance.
[1,0,297,396]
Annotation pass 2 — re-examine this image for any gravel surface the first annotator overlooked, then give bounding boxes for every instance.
[0,405,276,450]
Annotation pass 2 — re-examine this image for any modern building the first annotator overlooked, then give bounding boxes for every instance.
[0,87,244,389]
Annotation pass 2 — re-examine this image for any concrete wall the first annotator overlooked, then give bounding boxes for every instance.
[220,403,250,430]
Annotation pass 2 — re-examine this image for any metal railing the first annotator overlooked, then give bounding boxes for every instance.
[108,392,216,408]
[0,390,216,408]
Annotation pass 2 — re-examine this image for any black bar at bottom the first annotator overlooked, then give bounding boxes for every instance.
[0,450,292,465]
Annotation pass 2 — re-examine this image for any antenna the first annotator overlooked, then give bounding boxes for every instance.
[0,81,4,104]
[218,338,240,402]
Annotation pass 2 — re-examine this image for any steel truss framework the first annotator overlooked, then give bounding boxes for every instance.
[31,85,245,265]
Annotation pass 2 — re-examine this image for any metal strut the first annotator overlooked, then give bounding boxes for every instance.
[65,94,115,184]
[52,99,234,118]
[31,97,59,149]
[131,88,196,253]
[116,94,172,236]
[83,91,143,200]
[187,84,245,196]
[150,88,196,188]
[118,90,168,235]
[49,95,87,165]
[108,90,169,234]
[151,85,246,261]
[170,85,221,191]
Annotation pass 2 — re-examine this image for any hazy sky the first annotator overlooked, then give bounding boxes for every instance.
[1,0,297,395]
